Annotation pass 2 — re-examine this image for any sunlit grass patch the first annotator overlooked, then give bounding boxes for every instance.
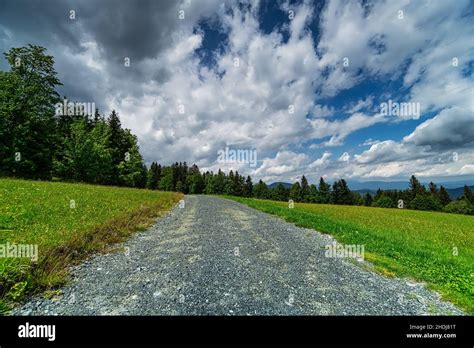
[0,178,182,313]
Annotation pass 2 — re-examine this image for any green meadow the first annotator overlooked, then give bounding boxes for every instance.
[227,196,474,313]
[0,178,182,312]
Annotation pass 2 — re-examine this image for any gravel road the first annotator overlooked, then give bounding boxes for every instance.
[12,195,464,315]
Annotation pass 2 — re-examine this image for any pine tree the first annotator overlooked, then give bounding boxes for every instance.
[429,182,438,196]
[308,184,319,203]
[374,188,384,202]
[233,171,244,196]
[117,138,147,188]
[214,169,226,194]
[107,110,129,184]
[186,164,204,194]
[253,180,268,199]
[175,180,184,193]
[318,177,331,203]
[146,162,160,189]
[339,179,353,205]
[289,182,302,202]
[93,108,102,125]
[409,175,424,198]
[332,180,341,204]
[273,183,289,201]
[225,170,235,195]
[462,185,473,203]
[438,186,451,206]
[243,175,253,197]
[159,167,174,191]
[364,192,373,206]
[300,175,310,202]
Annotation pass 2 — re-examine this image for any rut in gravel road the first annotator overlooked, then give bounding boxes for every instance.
[13,195,464,315]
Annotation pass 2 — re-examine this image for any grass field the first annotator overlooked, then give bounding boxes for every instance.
[227,196,474,313]
[0,178,182,313]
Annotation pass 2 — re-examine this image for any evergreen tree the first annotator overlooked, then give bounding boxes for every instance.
[429,182,438,196]
[374,188,383,202]
[462,185,473,204]
[231,171,241,196]
[214,169,226,194]
[339,179,353,204]
[243,175,253,197]
[409,175,424,199]
[93,108,102,125]
[351,192,363,205]
[225,170,235,195]
[289,182,302,202]
[253,180,269,199]
[438,186,451,206]
[308,184,319,203]
[363,192,373,206]
[300,175,310,202]
[332,180,341,204]
[318,177,331,203]
[159,167,174,191]
[117,137,147,188]
[175,180,184,193]
[186,164,204,194]
[107,110,127,182]
[146,162,160,189]
[373,195,393,208]
[53,118,112,184]
[273,183,289,201]
[410,195,442,211]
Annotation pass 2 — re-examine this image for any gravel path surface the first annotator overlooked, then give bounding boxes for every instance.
[12,195,464,315]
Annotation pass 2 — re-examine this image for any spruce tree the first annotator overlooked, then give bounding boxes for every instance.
[462,185,473,203]
[364,192,373,206]
[274,183,288,201]
[146,162,160,189]
[300,175,310,202]
[253,180,268,199]
[318,177,331,203]
[308,184,319,203]
[243,175,253,197]
[438,186,451,206]
[289,182,302,202]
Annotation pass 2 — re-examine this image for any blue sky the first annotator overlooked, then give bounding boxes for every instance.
[1,0,473,184]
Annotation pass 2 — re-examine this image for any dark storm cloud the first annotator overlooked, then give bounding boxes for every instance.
[77,0,180,61]
[0,0,201,110]
[0,0,184,57]
[0,0,81,49]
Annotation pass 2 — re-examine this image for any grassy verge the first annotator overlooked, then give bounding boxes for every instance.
[0,178,182,313]
[226,196,474,313]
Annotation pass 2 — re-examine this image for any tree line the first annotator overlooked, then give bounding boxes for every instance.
[0,45,147,187]
[1,45,472,216]
[264,175,474,216]
[145,165,473,215]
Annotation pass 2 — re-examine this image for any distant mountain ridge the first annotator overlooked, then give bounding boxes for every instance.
[268,181,474,200]
[268,182,292,189]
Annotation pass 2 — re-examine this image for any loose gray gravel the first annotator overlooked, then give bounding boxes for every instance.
[11,195,464,315]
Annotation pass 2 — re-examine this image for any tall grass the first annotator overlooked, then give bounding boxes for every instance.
[0,178,182,313]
